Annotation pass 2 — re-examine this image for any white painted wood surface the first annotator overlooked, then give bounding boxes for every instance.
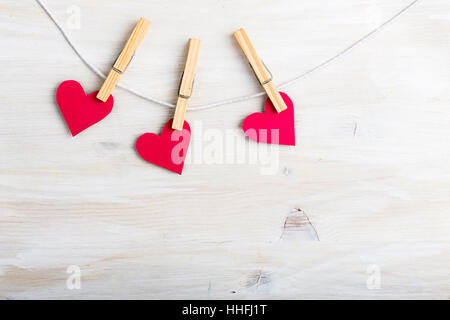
[0,0,449,299]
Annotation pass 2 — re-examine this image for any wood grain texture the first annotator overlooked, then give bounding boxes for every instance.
[113,17,150,73]
[97,17,150,101]
[173,38,201,130]
[0,0,449,299]
[172,97,189,131]
[234,28,287,112]
[97,69,120,102]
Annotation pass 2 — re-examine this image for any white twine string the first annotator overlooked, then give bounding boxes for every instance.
[36,0,420,111]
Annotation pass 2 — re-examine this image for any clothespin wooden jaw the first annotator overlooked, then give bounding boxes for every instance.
[96,17,151,102]
[233,28,287,113]
[172,38,202,130]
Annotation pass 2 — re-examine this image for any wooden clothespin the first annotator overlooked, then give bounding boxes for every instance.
[234,28,287,113]
[97,17,151,102]
[172,38,202,130]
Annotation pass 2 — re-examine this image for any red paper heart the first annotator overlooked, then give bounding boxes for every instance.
[136,119,191,175]
[56,80,114,136]
[242,92,295,146]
